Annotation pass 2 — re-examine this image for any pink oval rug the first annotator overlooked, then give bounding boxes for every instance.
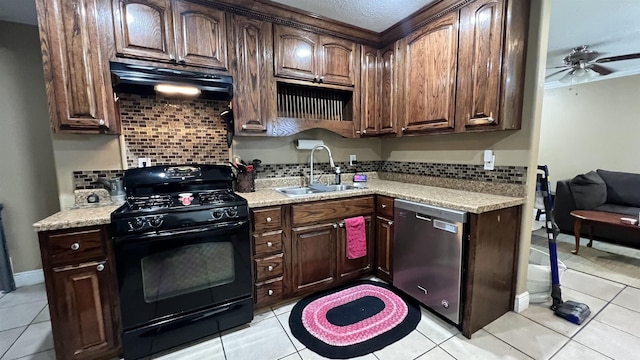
[289,280,421,359]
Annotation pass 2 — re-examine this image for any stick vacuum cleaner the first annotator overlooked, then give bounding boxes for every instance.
[537,165,591,325]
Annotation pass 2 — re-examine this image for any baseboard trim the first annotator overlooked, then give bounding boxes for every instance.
[14,269,44,287]
[514,291,530,313]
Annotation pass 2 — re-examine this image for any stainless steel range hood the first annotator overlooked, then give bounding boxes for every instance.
[110,62,233,100]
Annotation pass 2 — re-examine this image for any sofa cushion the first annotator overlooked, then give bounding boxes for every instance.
[596,169,640,207]
[569,171,607,209]
[592,204,640,218]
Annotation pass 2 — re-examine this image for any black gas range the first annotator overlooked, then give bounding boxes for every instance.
[111,165,253,359]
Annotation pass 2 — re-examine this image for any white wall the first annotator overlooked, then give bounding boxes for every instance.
[0,21,60,272]
[539,75,640,185]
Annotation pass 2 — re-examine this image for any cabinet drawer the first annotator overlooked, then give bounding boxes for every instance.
[252,207,283,231]
[255,277,283,308]
[292,196,374,226]
[377,196,394,218]
[253,230,283,256]
[47,228,107,266]
[254,253,284,282]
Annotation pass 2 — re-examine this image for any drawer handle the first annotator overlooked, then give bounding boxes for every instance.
[381,204,387,208]
[96,264,105,272]
[267,241,273,247]
[266,217,272,223]
[70,243,80,251]
[268,289,273,296]
[267,265,274,271]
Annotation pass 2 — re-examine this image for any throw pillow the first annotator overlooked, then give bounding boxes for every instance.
[568,171,607,209]
[596,169,640,207]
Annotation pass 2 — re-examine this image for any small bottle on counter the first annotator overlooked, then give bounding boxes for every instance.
[335,167,341,185]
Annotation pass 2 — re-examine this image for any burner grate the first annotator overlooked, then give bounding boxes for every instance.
[197,190,235,205]
[128,195,174,211]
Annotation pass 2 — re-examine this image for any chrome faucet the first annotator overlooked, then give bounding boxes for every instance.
[310,144,336,185]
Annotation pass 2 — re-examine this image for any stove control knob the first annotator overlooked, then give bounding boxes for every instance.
[128,218,145,231]
[211,209,224,219]
[225,207,238,218]
[149,216,164,228]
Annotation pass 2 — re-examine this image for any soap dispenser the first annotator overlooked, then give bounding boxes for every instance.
[335,167,341,185]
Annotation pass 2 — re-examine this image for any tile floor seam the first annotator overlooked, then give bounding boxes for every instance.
[569,319,631,359]
[0,326,28,360]
[411,348,432,360]
[481,317,541,360]
[415,327,455,345]
[589,313,640,340]
[219,333,228,360]
[563,268,629,290]
[274,311,301,354]
[437,345,458,360]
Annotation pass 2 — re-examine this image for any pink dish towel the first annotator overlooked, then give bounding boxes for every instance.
[345,216,366,259]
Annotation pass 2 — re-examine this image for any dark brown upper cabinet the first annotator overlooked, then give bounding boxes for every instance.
[36,0,120,133]
[455,0,504,132]
[378,41,399,135]
[274,25,356,86]
[399,11,459,135]
[231,14,275,135]
[112,0,228,70]
[359,45,379,136]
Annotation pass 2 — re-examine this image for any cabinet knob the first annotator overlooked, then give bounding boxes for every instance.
[339,222,344,228]
[319,76,324,83]
[267,241,273,247]
[96,264,105,272]
[333,223,338,228]
[70,242,80,251]
[98,119,105,126]
[401,127,406,132]
[381,204,387,208]
[242,124,247,129]
[266,217,272,223]
[356,131,361,134]
[267,265,273,271]
[268,289,274,296]
[388,221,394,225]
[362,130,367,134]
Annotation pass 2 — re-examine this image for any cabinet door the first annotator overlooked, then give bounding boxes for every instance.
[318,35,356,86]
[113,0,175,62]
[379,42,398,135]
[36,0,117,133]
[375,216,394,282]
[274,25,318,81]
[455,0,504,131]
[233,15,274,134]
[173,0,227,69]
[51,261,119,359]
[291,223,336,294]
[359,45,379,136]
[337,216,373,281]
[401,12,458,133]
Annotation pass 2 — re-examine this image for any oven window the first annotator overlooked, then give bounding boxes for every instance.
[141,242,235,303]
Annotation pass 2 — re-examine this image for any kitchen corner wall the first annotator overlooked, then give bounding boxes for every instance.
[0,21,60,273]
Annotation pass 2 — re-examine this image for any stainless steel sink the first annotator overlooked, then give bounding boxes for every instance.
[275,184,365,197]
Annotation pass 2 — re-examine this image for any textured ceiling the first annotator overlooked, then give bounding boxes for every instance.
[270,0,436,32]
[545,0,640,87]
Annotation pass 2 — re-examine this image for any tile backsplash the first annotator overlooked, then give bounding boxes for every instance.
[119,94,229,168]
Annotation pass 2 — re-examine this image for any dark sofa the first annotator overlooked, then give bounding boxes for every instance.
[553,169,640,249]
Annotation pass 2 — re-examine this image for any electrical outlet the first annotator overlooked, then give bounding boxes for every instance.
[349,154,357,166]
[138,158,152,168]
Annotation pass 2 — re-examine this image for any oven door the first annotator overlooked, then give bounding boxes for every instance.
[114,219,252,330]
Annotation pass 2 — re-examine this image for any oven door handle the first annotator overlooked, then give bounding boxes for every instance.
[116,220,249,242]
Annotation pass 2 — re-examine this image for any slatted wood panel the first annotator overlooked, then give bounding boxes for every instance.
[276,83,353,122]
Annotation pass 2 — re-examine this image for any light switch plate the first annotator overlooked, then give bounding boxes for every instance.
[349,154,357,166]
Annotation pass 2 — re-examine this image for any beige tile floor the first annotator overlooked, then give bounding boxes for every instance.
[2,234,639,359]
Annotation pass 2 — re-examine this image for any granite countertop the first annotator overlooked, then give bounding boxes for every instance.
[33,179,524,232]
[33,205,120,232]
[239,179,525,213]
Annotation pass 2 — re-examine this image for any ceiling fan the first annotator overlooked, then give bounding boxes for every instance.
[546,45,640,83]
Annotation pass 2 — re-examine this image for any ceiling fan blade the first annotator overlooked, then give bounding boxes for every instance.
[545,68,570,79]
[589,64,612,76]
[558,69,576,83]
[595,53,640,63]
[547,65,570,69]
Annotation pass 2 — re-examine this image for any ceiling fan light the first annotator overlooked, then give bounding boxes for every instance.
[573,68,587,78]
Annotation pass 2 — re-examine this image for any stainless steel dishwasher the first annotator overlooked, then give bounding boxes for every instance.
[393,199,467,325]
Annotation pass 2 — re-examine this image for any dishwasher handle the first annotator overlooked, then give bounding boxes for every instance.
[415,213,432,222]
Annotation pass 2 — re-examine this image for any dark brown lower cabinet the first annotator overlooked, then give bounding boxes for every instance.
[375,215,394,283]
[291,222,337,294]
[336,216,373,281]
[38,225,120,360]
